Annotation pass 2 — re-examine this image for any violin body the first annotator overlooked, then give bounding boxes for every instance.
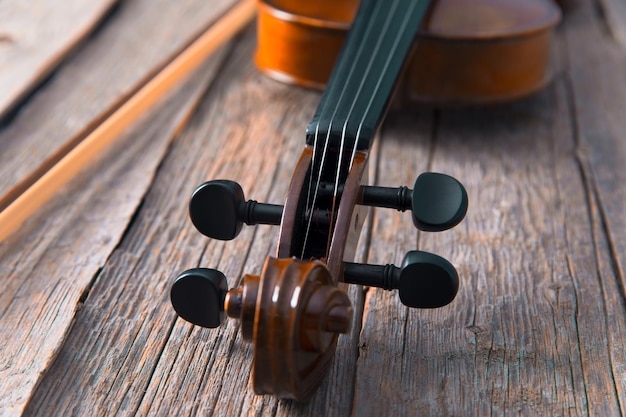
[257,0,561,104]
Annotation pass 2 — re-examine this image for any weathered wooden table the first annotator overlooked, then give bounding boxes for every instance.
[1,0,626,415]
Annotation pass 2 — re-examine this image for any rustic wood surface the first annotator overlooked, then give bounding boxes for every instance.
[0,44,229,415]
[599,0,626,46]
[0,0,118,120]
[0,0,236,211]
[1,0,625,415]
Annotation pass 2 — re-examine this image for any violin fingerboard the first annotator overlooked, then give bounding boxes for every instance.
[305,0,431,151]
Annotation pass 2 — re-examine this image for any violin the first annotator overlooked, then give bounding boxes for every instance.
[256,0,561,104]
[170,0,472,402]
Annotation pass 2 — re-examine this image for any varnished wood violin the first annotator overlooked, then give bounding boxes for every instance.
[167,0,562,402]
[256,0,561,104]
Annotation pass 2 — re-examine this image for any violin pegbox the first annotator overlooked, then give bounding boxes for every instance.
[170,165,468,401]
[172,177,357,401]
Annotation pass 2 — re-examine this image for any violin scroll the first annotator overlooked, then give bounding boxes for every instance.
[172,257,352,402]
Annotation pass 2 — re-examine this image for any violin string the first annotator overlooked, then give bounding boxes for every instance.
[299,0,385,260]
[349,0,421,172]
[300,116,331,259]
[324,0,402,257]
[302,122,319,242]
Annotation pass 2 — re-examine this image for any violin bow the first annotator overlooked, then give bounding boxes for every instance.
[0,0,256,242]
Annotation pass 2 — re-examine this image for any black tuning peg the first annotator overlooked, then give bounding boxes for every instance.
[360,172,468,232]
[171,268,228,328]
[189,180,284,240]
[342,250,459,308]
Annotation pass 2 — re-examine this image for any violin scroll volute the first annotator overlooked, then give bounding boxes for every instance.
[171,256,352,402]
[252,257,352,401]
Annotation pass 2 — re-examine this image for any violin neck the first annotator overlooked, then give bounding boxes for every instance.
[306,0,431,151]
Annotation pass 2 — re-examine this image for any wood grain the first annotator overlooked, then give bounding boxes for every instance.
[4,0,626,414]
[0,0,256,243]
[22,30,369,417]
[352,0,626,413]
[598,0,626,47]
[0,0,237,211]
[564,0,626,411]
[0,47,229,416]
[0,0,118,120]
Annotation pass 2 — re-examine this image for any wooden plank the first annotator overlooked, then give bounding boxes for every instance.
[598,0,626,47]
[356,81,578,415]
[0,0,256,243]
[0,0,118,120]
[564,0,626,411]
[13,0,626,415]
[0,47,228,415]
[0,0,237,211]
[356,87,595,416]
[23,31,365,416]
[352,1,626,414]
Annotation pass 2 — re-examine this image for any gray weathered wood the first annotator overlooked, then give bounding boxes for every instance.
[23,31,366,417]
[355,87,599,416]
[3,0,626,414]
[353,0,626,413]
[0,48,228,416]
[0,0,118,120]
[599,0,626,47]
[564,0,626,411]
[0,0,237,210]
